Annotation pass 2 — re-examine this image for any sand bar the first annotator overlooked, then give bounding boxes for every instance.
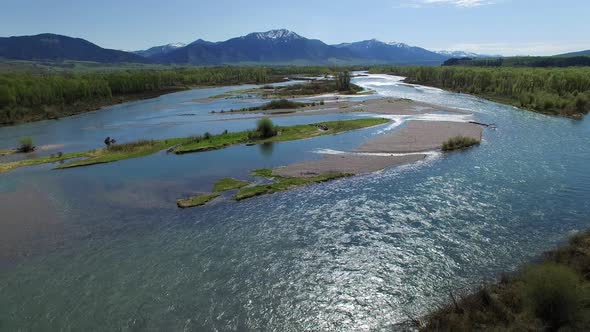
[357,121,483,153]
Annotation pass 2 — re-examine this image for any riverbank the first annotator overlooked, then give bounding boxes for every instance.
[368,67,590,119]
[419,231,590,331]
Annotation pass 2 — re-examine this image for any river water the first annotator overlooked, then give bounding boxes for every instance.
[0,74,588,331]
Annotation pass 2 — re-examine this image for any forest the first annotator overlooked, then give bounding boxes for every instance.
[443,56,590,68]
[369,66,590,118]
[0,66,346,125]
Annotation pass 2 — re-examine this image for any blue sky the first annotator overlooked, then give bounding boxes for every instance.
[1,0,588,55]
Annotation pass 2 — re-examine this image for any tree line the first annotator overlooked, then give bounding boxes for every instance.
[0,67,273,124]
[443,56,590,68]
[369,66,590,117]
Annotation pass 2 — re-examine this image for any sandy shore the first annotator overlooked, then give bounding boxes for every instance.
[273,154,427,177]
[271,118,483,178]
[210,97,470,121]
[357,121,483,153]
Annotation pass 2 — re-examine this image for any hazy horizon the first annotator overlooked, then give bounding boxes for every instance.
[1,0,589,56]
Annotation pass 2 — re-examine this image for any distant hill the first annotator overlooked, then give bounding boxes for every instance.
[133,43,186,58]
[153,29,358,65]
[557,50,590,57]
[333,39,446,65]
[0,33,151,63]
[0,30,512,66]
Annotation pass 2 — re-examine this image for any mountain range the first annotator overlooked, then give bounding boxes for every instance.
[2,29,581,66]
[0,33,150,63]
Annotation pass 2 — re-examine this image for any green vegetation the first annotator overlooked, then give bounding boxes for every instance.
[255,118,277,139]
[0,148,17,156]
[421,231,590,331]
[335,71,352,91]
[0,67,272,125]
[176,193,220,208]
[173,118,389,154]
[441,136,480,151]
[234,169,351,201]
[0,151,88,174]
[369,66,590,118]
[220,99,309,113]
[0,65,372,125]
[213,178,250,192]
[17,136,34,152]
[443,56,590,68]
[274,79,364,97]
[0,118,389,173]
[57,138,189,169]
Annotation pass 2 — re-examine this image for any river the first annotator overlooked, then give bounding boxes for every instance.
[0,73,588,331]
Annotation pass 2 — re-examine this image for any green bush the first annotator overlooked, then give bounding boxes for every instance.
[18,136,34,152]
[256,117,277,138]
[442,136,480,151]
[521,263,584,330]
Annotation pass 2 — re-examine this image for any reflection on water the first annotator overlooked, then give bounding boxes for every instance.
[259,142,275,157]
[0,74,589,330]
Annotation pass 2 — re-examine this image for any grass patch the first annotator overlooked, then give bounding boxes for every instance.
[0,148,17,157]
[421,230,590,331]
[213,178,250,192]
[234,170,352,201]
[219,99,309,113]
[442,136,480,151]
[0,151,88,174]
[173,118,389,154]
[57,138,189,169]
[177,193,220,208]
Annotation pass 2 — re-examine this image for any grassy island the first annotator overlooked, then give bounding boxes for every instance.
[172,118,389,154]
[441,136,480,151]
[177,193,220,208]
[420,231,590,331]
[0,118,389,173]
[213,178,250,192]
[234,169,351,201]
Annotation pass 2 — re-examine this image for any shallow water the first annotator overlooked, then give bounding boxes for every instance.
[0,74,589,331]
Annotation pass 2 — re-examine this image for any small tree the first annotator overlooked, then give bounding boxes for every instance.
[256,117,277,139]
[18,137,35,153]
[335,72,351,92]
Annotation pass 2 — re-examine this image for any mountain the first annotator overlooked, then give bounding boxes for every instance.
[334,39,446,65]
[556,50,590,57]
[133,42,186,57]
[0,33,151,63]
[153,29,356,65]
[435,50,502,59]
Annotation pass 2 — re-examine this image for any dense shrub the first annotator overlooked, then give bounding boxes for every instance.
[521,263,584,330]
[18,136,34,152]
[256,117,277,138]
[442,136,479,151]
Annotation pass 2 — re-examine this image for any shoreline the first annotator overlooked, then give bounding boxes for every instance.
[418,231,590,331]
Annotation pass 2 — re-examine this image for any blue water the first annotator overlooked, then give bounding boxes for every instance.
[0,74,589,331]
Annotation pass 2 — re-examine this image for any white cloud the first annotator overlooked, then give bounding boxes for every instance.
[399,0,497,8]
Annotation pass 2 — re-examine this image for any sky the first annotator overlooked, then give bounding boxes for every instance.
[0,0,588,56]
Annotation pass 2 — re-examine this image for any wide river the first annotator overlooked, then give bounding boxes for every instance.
[0,74,589,331]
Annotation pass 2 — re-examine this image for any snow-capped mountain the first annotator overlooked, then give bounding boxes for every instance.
[334,39,447,64]
[436,50,500,58]
[133,42,186,57]
[246,29,304,41]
